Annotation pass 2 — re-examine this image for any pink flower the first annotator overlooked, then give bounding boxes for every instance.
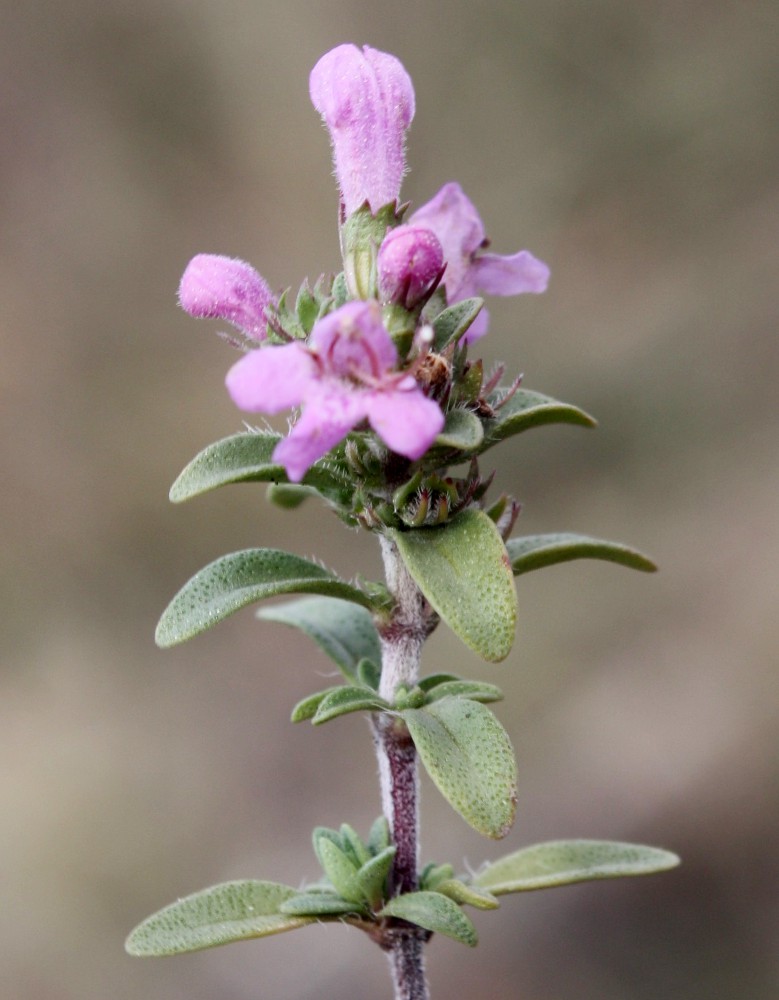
[377,225,444,309]
[178,254,276,343]
[410,182,550,342]
[309,44,415,218]
[226,301,444,482]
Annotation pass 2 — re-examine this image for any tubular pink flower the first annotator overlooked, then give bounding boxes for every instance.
[178,254,276,342]
[225,301,444,481]
[410,182,550,342]
[309,44,415,217]
[377,225,444,309]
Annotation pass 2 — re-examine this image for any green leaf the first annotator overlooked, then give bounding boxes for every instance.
[125,880,312,956]
[290,688,335,723]
[378,891,478,947]
[367,816,391,855]
[339,824,372,868]
[424,680,504,704]
[418,673,461,692]
[480,390,596,450]
[506,533,657,575]
[431,298,483,351]
[279,892,364,916]
[312,686,389,725]
[433,409,484,452]
[356,657,381,690]
[390,509,517,662]
[419,862,455,891]
[258,596,381,683]
[156,551,374,648]
[434,879,500,910]
[313,838,364,904]
[401,697,517,839]
[473,840,681,894]
[354,845,397,909]
[169,432,283,502]
[168,432,348,504]
[266,483,318,509]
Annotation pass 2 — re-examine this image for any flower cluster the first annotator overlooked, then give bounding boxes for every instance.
[178,43,549,488]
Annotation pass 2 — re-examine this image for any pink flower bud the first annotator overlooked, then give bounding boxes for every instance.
[377,225,444,309]
[178,254,275,342]
[309,45,415,217]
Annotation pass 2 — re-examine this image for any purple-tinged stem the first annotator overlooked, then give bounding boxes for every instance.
[373,534,432,1000]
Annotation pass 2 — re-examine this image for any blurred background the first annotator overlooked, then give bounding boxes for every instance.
[2,1,777,997]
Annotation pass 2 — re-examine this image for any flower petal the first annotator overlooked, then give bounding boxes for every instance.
[179,254,275,342]
[366,387,445,460]
[409,182,484,297]
[274,389,368,481]
[311,301,397,379]
[310,45,415,216]
[469,250,550,296]
[225,343,316,414]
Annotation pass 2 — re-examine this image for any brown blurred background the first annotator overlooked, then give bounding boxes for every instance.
[2,1,777,998]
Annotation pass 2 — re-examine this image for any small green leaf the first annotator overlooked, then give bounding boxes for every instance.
[378,891,478,947]
[434,409,484,452]
[168,433,348,504]
[390,509,517,662]
[125,880,312,956]
[401,697,517,839]
[431,298,483,351]
[480,390,596,450]
[340,824,371,868]
[258,596,381,683]
[419,862,455,891]
[266,483,318,509]
[279,892,365,916]
[418,673,461,692]
[434,879,500,910]
[156,551,374,648]
[367,816,391,855]
[506,533,657,575]
[473,840,680,894]
[424,680,504,704]
[355,845,397,909]
[312,686,389,725]
[356,657,381,690]
[290,688,335,723]
[314,838,364,904]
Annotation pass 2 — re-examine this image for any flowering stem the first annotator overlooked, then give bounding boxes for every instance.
[372,534,433,1000]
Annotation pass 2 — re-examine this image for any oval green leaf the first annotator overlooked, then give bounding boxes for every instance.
[312,686,390,725]
[169,432,345,503]
[481,389,596,450]
[434,878,500,910]
[401,697,517,839]
[378,891,478,947]
[431,298,483,351]
[125,880,312,956]
[424,680,504,704]
[390,509,517,662]
[434,409,484,452]
[279,892,365,916]
[506,533,657,575]
[156,550,375,648]
[473,840,680,894]
[258,596,381,682]
[355,845,397,909]
[313,838,364,904]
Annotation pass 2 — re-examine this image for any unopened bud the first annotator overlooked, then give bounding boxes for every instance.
[377,225,444,309]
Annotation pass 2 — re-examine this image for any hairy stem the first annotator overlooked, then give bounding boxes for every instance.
[373,534,432,1000]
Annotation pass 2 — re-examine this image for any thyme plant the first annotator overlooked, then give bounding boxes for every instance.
[126,43,678,1000]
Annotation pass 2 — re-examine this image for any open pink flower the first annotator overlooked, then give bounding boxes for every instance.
[410,182,550,342]
[309,44,415,218]
[178,254,276,342]
[226,301,444,481]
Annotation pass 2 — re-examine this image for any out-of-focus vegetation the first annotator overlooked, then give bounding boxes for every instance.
[2,1,777,997]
